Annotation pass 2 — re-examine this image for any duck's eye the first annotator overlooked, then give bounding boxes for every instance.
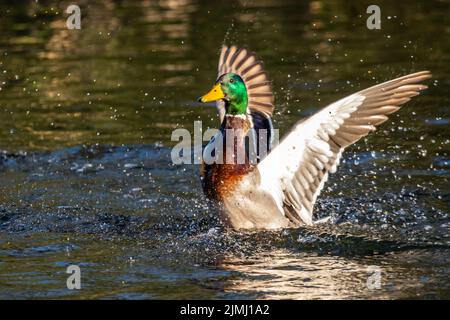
[229,78,234,83]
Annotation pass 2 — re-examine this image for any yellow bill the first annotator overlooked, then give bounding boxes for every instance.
[198,83,224,102]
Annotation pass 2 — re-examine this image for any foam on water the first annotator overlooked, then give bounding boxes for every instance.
[0,145,448,299]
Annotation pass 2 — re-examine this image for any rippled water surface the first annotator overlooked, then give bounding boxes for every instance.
[0,0,449,299]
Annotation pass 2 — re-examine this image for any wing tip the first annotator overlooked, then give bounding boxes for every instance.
[410,70,433,81]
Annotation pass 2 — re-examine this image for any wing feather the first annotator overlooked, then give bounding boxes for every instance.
[215,45,274,122]
[256,71,432,225]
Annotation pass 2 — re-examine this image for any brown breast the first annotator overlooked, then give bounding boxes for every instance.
[201,115,255,200]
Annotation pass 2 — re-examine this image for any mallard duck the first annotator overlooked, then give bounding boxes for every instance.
[198,45,431,230]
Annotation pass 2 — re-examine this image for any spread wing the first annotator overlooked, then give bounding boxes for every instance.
[256,71,432,225]
[216,45,274,123]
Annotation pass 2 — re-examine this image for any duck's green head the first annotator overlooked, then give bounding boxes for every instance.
[198,73,248,115]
